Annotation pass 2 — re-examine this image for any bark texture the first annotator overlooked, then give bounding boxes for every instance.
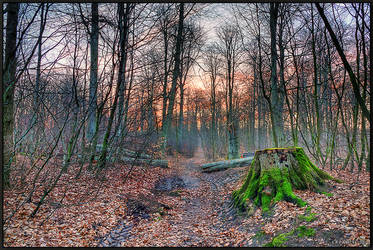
[87,2,99,141]
[94,144,167,168]
[162,3,184,149]
[3,3,19,188]
[201,157,254,173]
[232,147,342,215]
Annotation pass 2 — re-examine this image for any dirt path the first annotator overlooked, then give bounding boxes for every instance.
[94,146,368,247]
[95,147,265,247]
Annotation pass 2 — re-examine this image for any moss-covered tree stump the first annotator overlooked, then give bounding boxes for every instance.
[232,147,342,215]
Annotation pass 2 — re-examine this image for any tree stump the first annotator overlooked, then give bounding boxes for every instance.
[232,147,342,215]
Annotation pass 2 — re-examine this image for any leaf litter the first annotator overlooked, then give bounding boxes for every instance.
[3,149,370,247]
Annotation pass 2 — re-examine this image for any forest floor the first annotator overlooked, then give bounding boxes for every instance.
[3,147,370,247]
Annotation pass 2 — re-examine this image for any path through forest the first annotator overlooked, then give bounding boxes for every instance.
[3,145,369,247]
[96,146,265,247]
[94,146,369,247]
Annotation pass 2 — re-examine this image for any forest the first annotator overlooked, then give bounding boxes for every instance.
[2,2,370,247]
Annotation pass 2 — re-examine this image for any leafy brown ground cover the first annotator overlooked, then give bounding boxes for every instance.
[3,148,370,247]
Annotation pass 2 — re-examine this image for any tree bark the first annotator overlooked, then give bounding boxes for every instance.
[162,3,184,150]
[3,3,19,188]
[177,77,184,153]
[87,3,99,141]
[161,9,171,126]
[96,144,152,159]
[201,156,254,173]
[28,3,49,155]
[93,144,167,168]
[232,147,342,215]
[117,156,168,168]
[96,3,130,171]
[269,3,282,147]
[116,3,131,136]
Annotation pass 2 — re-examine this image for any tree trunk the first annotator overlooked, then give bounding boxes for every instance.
[83,154,168,169]
[117,156,168,168]
[93,144,167,168]
[96,144,153,159]
[147,74,155,132]
[120,38,135,138]
[201,156,254,173]
[116,3,130,136]
[177,84,184,153]
[3,3,19,188]
[162,3,184,150]
[87,3,99,141]
[310,5,323,165]
[96,3,130,171]
[269,2,283,147]
[232,147,342,215]
[30,3,46,153]
[161,18,170,126]
[211,78,217,160]
[249,63,256,151]
[358,3,368,170]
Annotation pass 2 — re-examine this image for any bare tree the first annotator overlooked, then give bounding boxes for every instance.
[3,3,20,188]
[269,3,285,147]
[316,3,370,122]
[87,3,99,142]
[216,23,242,159]
[162,3,184,152]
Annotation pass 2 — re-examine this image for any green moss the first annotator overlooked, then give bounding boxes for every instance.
[232,163,260,210]
[169,190,182,197]
[233,152,307,214]
[298,212,317,222]
[264,226,316,247]
[321,191,333,197]
[292,148,343,185]
[232,147,340,215]
[272,233,290,247]
[261,193,272,212]
[154,214,162,221]
[296,226,315,237]
[264,230,294,247]
[253,230,266,239]
[259,167,306,211]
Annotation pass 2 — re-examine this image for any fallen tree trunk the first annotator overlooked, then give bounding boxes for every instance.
[201,156,254,173]
[78,154,168,168]
[95,144,153,159]
[79,144,168,168]
[232,147,342,215]
[118,156,168,168]
[120,148,153,159]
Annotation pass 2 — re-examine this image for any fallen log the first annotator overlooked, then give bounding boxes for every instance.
[201,156,254,173]
[78,145,168,168]
[120,148,153,159]
[95,144,153,159]
[118,156,168,168]
[78,154,168,168]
